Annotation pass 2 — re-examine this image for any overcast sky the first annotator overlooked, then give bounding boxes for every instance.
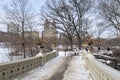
[0,0,112,38]
[0,0,47,32]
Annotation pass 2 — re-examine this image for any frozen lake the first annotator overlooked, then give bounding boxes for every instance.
[0,47,10,63]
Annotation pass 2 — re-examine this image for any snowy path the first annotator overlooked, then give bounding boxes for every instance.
[62,56,89,80]
[14,51,90,80]
[49,57,70,80]
[14,56,68,80]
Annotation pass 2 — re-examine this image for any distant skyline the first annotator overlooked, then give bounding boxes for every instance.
[0,0,113,38]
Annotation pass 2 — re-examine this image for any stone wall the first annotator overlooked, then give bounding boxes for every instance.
[0,51,57,80]
[83,51,120,80]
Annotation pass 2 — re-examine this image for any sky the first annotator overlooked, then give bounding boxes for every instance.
[0,0,112,38]
[29,0,47,12]
[0,0,47,11]
[0,0,47,32]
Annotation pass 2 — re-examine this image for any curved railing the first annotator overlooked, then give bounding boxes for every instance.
[0,51,57,80]
[83,50,120,80]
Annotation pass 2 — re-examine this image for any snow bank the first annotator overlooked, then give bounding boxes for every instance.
[35,52,43,57]
[63,56,89,80]
[58,51,75,56]
[0,48,10,63]
[14,56,68,80]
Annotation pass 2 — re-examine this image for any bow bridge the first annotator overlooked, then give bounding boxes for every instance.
[0,50,120,80]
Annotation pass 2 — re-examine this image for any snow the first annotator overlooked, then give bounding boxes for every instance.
[14,51,90,80]
[106,60,111,64]
[57,51,68,56]
[35,50,43,57]
[0,47,10,63]
[63,56,90,80]
[14,56,68,80]
[0,46,90,80]
[58,51,76,56]
[93,50,113,55]
[0,47,23,63]
[35,52,43,57]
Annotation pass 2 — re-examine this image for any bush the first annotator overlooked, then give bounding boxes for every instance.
[37,38,42,46]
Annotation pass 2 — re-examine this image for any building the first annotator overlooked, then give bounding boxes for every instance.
[42,19,58,50]
[42,19,57,39]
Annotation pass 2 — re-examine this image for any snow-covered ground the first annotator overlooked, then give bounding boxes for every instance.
[93,50,112,55]
[14,51,90,80]
[0,47,10,63]
[63,56,89,80]
[58,51,75,56]
[14,56,68,80]
[0,47,21,63]
[92,50,113,64]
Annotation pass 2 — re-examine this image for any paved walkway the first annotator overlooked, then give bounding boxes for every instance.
[63,56,89,80]
[14,56,69,80]
[15,54,90,80]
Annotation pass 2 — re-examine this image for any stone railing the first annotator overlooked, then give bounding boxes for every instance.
[83,51,120,80]
[0,51,57,80]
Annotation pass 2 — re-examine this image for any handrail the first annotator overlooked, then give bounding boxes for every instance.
[0,51,57,80]
[83,51,120,80]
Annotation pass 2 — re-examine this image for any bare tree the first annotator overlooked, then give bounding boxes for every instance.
[98,0,120,37]
[41,0,75,50]
[69,0,94,47]
[96,22,107,46]
[40,0,93,50]
[1,0,35,58]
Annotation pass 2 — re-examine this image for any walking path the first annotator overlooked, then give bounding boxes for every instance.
[14,51,90,80]
[63,56,89,80]
[14,56,68,80]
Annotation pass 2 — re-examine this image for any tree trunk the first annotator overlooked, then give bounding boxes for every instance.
[22,21,26,58]
[78,39,82,48]
[69,38,73,51]
[77,34,82,49]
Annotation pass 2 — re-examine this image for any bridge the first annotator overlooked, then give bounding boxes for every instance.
[0,50,120,80]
